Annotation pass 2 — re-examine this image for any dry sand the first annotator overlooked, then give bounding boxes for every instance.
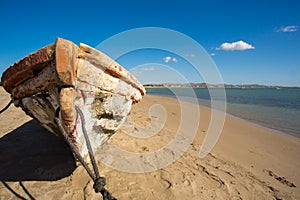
[0,86,299,199]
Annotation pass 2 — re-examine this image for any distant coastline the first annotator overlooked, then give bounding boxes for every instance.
[146,86,300,136]
[143,83,300,89]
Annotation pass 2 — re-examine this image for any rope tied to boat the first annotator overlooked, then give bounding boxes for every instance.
[55,106,116,200]
[0,100,12,114]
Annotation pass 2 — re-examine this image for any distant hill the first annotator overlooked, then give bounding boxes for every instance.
[143,83,299,88]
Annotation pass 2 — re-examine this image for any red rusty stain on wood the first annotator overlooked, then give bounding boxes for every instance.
[1,44,55,93]
[55,38,78,86]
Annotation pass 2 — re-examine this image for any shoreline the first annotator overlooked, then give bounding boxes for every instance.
[144,86,300,89]
[147,93,300,138]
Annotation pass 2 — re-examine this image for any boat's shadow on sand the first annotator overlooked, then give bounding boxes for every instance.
[0,119,76,181]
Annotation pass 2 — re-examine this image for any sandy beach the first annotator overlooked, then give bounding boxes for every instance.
[1,86,299,200]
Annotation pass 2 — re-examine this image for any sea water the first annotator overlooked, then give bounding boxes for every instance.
[146,87,300,136]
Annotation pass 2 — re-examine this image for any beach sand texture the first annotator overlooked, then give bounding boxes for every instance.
[0,86,299,199]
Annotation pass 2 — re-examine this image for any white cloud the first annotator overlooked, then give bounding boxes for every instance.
[142,66,155,71]
[163,56,178,63]
[216,40,255,51]
[163,56,171,63]
[276,25,298,32]
[210,53,216,56]
[130,66,155,77]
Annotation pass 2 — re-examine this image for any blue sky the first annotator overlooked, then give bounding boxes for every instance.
[0,0,299,86]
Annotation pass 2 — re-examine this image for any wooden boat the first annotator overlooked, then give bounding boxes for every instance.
[1,37,146,160]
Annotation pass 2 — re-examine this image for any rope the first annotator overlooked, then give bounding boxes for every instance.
[55,107,116,200]
[75,106,100,181]
[0,100,12,114]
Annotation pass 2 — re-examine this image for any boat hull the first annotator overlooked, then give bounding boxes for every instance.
[1,38,145,159]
